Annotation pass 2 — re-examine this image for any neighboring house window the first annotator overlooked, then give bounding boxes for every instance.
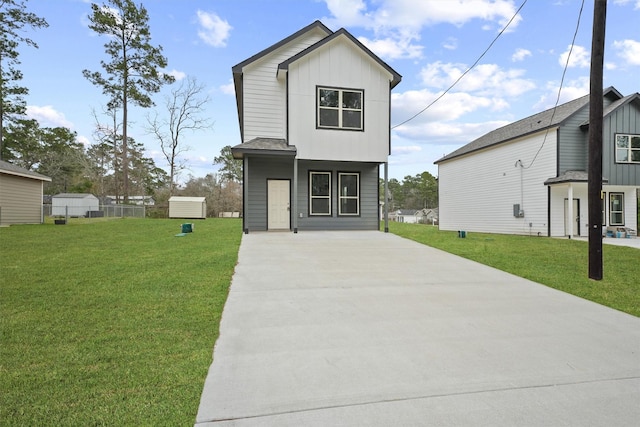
[317,87,363,130]
[615,134,640,163]
[310,172,331,215]
[609,193,624,225]
[338,172,359,215]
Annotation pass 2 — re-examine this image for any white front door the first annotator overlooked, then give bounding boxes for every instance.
[268,180,290,230]
[564,198,580,236]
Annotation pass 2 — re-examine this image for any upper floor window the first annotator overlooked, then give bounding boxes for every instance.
[615,134,640,163]
[317,87,363,131]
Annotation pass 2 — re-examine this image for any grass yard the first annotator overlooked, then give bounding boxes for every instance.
[389,222,640,317]
[0,218,242,426]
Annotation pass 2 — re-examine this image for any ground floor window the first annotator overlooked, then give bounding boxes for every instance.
[338,172,360,215]
[609,193,624,225]
[310,172,331,215]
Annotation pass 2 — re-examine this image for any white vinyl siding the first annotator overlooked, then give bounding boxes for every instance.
[438,130,557,236]
[0,174,44,225]
[287,37,393,162]
[242,32,327,142]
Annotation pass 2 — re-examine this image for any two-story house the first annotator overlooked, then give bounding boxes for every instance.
[435,87,640,237]
[231,21,401,233]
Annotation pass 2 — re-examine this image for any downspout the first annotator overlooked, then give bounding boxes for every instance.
[384,162,389,232]
[293,158,298,233]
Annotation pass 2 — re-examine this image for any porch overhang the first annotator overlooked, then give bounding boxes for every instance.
[544,170,608,186]
[231,138,297,159]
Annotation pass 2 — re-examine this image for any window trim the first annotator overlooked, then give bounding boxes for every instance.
[316,86,364,131]
[609,192,624,226]
[338,172,360,216]
[309,171,332,216]
[614,133,640,164]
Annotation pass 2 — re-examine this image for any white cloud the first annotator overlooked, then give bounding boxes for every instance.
[612,0,640,9]
[220,79,235,95]
[26,105,73,128]
[442,37,457,50]
[512,48,531,62]
[166,69,186,81]
[77,135,91,146]
[559,44,590,68]
[392,145,422,154]
[613,39,640,65]
[323,0,522,61]
[419,61,535,97]
[358,35,422,60]
[196,10,232,47]
[534,77,590,111]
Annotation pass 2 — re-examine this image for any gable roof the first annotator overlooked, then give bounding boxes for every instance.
[231,21,332,137]
[0,160,51,181]
[580,92,640,126]
[231,20,402,141]
[277,28,401,89]
[434,87,624,164]
[53,193,97,199]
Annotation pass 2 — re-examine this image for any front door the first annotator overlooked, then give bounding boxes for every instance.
[267,180,290,230]
[564,198,580,236]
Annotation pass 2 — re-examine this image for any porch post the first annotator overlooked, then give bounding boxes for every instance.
[384,162,389,233]
[293,158,298,233]
[567,183,574,238]
[243,157,249,234]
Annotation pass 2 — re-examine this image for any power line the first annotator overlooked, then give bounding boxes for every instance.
[522,0,586,169]
[391,0,528,130]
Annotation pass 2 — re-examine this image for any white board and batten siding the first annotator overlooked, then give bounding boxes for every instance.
[242,31,328,142]
[168,196,206,219]
[438,130,557,235]
[288,38,392,163]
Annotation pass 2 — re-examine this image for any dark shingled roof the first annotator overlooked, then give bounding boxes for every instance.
[231,138,297,159]
[543,170,608,185]
[434,87,623,164]
[0,159,51,181]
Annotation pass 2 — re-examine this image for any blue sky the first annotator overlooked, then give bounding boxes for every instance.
[19,0,640,182]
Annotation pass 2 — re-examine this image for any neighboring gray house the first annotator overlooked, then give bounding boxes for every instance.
[231,21,401,232]
[0,160,51,226]
[416,208,439,225]
[435,87,640,237]
[52,193,99,217]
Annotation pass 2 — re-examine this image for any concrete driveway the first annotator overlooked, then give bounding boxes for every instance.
[196,231,640,426]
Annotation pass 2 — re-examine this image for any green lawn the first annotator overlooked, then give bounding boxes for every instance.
[388,222,640,317]
[0,218,242,426]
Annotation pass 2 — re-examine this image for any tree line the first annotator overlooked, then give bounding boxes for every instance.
[382,171,438,211]
[1,0,241,216]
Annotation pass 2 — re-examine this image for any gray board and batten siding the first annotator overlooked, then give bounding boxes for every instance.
[601,95,640,186]
[244,157,380,232]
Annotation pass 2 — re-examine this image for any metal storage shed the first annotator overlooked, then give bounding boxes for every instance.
[52,193,99,217]
[168,196,206,219]
[0,160,51,226]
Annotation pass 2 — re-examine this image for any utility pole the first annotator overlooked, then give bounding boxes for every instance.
[588,0,607,280]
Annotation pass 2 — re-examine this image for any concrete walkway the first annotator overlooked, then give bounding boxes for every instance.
[196,231,640,426]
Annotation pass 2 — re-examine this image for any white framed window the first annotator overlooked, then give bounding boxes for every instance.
[338,172,359,216]
[615,134,640,163]
[317,87,363,130]
[609,193,624,226]
[310,171,331,215]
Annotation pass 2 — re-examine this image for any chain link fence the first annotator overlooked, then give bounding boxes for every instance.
[43,204,146,218]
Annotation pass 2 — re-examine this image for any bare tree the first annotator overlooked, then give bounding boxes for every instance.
[147,76,211,195]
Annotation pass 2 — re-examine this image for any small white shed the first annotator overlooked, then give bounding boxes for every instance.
[52,193,99,217]
[168,196,206,219]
